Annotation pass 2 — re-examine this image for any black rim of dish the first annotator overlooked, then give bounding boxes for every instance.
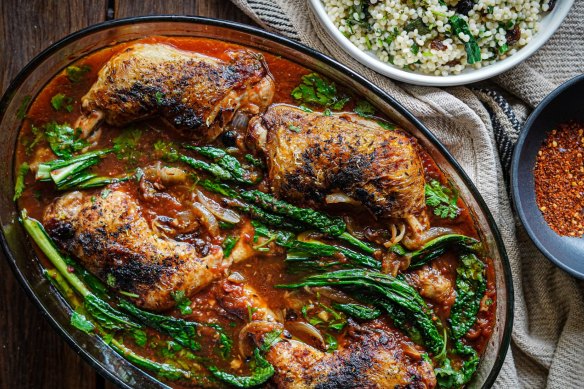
[511,73,584,278]
[0,15,514,389]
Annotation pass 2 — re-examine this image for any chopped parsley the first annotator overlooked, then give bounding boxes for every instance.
[44,122,88,159]
[377,120,395,130]
[66,64,91,83]
[171,290,193,315]
[260,329,283,352]
[132,329,148,347]
[425,179,459,219]
[324,333,338,352]
[50,93,74,112]
[154,91,164,105]
[288,124,301,133]
[113,128,142,164]
[23,125,44,155]
[291,73,350,110]
[354,100,376,117]
[299,105,313,113]
[223,236,239,258]
[13,162,29,201]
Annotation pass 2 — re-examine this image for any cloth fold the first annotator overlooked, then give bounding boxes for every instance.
[229,0,584,387]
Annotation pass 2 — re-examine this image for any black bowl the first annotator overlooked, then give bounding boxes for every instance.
[511,74,584,279]
[0,16,513,388]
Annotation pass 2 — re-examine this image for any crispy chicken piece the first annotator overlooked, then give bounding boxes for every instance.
[43,189,228,311]
[262,325,435,389]
[215,279,435,388]
[248,104,429,243]
[77,43,275,139]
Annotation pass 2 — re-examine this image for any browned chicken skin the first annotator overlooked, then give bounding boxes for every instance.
[248,104,430,242]
[77,43,275,139]
[215,279,436,388]
[43,188,228,311]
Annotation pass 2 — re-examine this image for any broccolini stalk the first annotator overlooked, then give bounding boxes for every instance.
[184,145,253,184]
[277,269,444,354]
[391,234,481,268]
[117,299,202,351]
[241,190,376,254]
[35,149,112,181]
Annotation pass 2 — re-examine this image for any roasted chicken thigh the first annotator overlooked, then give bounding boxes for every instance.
[77,43,275,139]
[248,104,429,240]
[43,188,227,311]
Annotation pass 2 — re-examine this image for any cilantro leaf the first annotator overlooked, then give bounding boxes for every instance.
[425,180,459,219]
[13,162,29,201]
[170,290,193,315]
[324,333,338,352]
[132,329,148,347]
[291,73,350,110]
[66,64,91,83]
[260,329,282,352]
[354,100,376,117]
[45,122,88,159]
[113,129,142,164]
[51,93,74,112]
[223,236,239,258]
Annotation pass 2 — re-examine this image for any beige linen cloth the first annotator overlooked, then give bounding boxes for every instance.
[230,0,584,387]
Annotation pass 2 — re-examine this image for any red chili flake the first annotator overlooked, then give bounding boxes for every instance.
[534,121,584,237]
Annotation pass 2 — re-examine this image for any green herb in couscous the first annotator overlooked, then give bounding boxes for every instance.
[323,0,554,75]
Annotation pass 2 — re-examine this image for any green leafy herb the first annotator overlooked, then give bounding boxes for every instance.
[299,105,313,113]
[71,310,95,334]
[132,329,148,347]
[184,145,252,184]
[291,73,350,110]
[13,162,29,201]
[449,15,482,64]
[171,290,193,315]
[154,91,164,105]
[323,108,332,116]
[223,236,239,258]
[377,120,395,130]
[247,306,259,321]
[324,333,338,352]
[66,64,91,83]
[23,125,44,155]
[498,43,509,54]
[404,18,431,35]
[208,348,275,388]
[425,180,459,219]
[16,95,32,119]
[353,100,376,117]
[411,42,420,55]
[50,93,74,112]
[244,154,265,168]
[260,329,283,352]
[44,122,88,159]
[113,129,142,164]
[219,221,235,229]
[288,124,301,133]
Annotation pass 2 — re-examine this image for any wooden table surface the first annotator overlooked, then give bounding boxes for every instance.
[0,2,254,388]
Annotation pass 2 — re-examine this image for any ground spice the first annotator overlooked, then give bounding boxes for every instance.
[534,121,584,237]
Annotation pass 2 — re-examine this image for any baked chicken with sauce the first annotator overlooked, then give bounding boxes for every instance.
[43,189,227,311]
[76,43,275,139]
[215,279,436,389]
[248,104,430,244]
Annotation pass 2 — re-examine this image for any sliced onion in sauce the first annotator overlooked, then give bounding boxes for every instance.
[191,201,219,237]
[196,189,241,224]
[325,193,360,205]
[286,321,325,349]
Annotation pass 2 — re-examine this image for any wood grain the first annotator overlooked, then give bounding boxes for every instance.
[0,1,253,388]
[0,1,110,386]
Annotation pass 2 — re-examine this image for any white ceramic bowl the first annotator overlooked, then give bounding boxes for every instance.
[309,0,574,86]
